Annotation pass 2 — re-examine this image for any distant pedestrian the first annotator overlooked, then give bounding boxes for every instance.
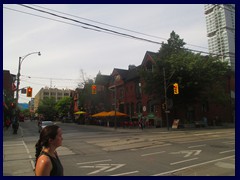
[12,120,19,134]
[35,125,64,176]
[202,116,208,127]
[139,118,143,130]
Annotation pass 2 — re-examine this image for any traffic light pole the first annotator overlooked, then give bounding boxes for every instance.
[163,67,177,131]
[163,68,169,131]
[14,52,41,133]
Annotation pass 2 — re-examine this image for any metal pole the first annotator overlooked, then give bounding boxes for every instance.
[16,57,21,106]
[163,68,169,131]
[14,52,41,132]
[114,86,117,129]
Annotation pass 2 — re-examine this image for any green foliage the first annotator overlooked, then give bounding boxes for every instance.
[37,97,57,121]
[55,97,72,117]
[141,31,231,106]
[21,109,30,117]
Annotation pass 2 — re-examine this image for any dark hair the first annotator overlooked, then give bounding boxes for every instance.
[35,125,59,165]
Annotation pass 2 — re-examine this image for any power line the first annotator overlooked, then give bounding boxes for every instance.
[17,4,163,45]
[4,5,234,58]
[21,74,80,81]
[30,4,208,50]
[17,4,235,58]
[4,6,161,45]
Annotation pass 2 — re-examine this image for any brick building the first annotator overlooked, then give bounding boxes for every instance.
[79,51,234,127]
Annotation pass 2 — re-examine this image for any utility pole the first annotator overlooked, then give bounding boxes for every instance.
[108,85,117,130]
[14,52,41,133]
[163,67,169,131]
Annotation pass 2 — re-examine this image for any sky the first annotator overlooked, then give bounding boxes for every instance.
[3,4,209,103]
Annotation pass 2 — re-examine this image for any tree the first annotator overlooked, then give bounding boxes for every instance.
[141,31,231,121]
[37,97,57,121]
[55,97,72,118]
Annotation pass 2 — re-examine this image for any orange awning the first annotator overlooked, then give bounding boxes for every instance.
[107,111,128,117]
[91,111,109,117]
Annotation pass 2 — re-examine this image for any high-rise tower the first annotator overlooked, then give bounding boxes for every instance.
[204,4,235,71]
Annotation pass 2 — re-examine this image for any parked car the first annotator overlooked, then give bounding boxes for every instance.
[38,121,54,133]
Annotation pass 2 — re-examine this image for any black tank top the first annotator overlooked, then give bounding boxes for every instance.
[40,151,64,176]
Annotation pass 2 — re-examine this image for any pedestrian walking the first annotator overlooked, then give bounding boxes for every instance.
[35,125,64,176]
[12,120,19,134]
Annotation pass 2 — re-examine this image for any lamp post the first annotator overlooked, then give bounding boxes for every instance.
[14,52,41,132]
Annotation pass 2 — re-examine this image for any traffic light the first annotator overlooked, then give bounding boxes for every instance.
[173,83,179,94]
[91,85,96,94]
[27,87,33,97]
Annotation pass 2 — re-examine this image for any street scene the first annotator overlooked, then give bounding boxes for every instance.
[3,4,235,177]
[3,120,235,176]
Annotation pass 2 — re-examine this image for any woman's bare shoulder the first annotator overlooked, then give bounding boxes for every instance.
[35,154,52,176]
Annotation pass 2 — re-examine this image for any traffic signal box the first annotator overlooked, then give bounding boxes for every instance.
[173,83,179,94]
[27,87,33,97]
[92,85,97,94]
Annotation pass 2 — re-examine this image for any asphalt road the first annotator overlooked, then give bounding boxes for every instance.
[4,120,235,176]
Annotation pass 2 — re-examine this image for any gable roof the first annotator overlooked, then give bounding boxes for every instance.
[141,51,158,66]
[95,74,110,86]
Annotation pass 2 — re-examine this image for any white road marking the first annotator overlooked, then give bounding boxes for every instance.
[170,158,198,165]
[77,159,112,165]
[3,143,23,146]
[219,149,235,154]
[170,150,202,157]
[79,163,125,175]
[152,155,235,176]
[141,151,165,157]
[22,140,35,170]
[131,143,171,151]
[105,164,125,172]
[110,170,139,176]
[222,141,235,144]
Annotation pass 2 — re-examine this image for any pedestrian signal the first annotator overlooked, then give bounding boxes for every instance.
[27,87,33,97]
[92,85,96,94]
[173,83,179,94]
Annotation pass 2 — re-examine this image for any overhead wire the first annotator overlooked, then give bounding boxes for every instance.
[4,4,235,58]
[31,4,208,50]
[17,4,235,58]
[17,4,163,45]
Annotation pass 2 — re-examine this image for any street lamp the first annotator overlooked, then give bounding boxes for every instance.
[16,51,41,104]
[14,52,41,131]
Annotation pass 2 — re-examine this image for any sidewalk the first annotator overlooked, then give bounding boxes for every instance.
[3,126,35,176]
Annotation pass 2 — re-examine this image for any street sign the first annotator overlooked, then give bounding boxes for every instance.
[172,119,179,129]
[143,106,146,112]
[165,110,170,113]
[21,88,26,94]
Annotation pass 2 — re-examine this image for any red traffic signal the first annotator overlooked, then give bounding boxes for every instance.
[27,87,33,97]
[91,85,97,94]
[173,83,179,94]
